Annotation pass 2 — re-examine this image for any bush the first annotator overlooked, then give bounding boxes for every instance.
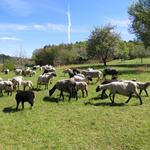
[3,60,15,71]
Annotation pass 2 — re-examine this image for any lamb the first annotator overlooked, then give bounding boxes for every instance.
[96,81,142,105]
[49,79,77,101]
[15,90,35,110]
[75,81,88,97]
[37,72,56,89]
[21,80,33,91]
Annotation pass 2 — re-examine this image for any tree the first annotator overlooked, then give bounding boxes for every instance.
[128,0,150,48]
[87,24,120,66]
[115,41,129,61]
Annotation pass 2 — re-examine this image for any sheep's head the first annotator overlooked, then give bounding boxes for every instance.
[86,76,92,81]
[96,86,101,92]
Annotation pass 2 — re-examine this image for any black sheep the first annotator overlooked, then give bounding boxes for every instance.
[15,90,35,110]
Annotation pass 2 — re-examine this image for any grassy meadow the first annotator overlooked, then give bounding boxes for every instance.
[0,58,150,150]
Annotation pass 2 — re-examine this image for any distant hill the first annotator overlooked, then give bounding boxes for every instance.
[0,54,19,64]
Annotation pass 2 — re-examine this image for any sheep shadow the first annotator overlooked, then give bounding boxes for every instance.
[43,96,59,103]
[32,87,42,92]
[84,101,125,107]
[2,106,17,113]
[88,95,109,101]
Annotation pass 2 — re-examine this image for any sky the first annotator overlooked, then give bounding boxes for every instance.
[0,0,135,58]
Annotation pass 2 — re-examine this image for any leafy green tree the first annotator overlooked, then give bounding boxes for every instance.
[115,41,129,61]
[87,24,120,66]
[128,0,150,48]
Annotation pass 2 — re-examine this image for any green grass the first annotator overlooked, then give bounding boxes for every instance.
[1,58,150,150]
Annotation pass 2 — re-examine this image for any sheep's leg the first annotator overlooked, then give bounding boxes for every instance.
[101,89,107,98]
[85,89,88,97]
[144,89,149,96]
[75,91,78,100]
[81,90,84,97]
[109,93,113,103]
[135,92,142,105]
[109,93,115,104]
[69,92,71,101]
[16,101,20,110]
[139,89,142,95]
[21,102,24,109]
[60,91,64,101]
[125,94,132,103]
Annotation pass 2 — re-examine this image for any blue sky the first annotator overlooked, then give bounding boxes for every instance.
[0,0,135,58]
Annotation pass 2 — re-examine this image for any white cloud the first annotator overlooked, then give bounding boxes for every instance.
[0,36,22,41]
[106,18,130,27]
[0,23,67,32]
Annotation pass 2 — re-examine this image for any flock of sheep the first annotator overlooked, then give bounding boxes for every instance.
[0,65,150,110]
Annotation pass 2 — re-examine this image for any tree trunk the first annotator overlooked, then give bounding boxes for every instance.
[103,59,107,66]
[140,57,143,63]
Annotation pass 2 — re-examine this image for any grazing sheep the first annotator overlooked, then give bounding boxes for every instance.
[0,81,4,96]
[42,68,55,75]
[72,75,92,83]
[81,69,103,83]
[14,69,22,75]
[134,81,150,96]
[21,80,33,91]
[96,81,142,105]
[96,76,118,98]
[37,72,56,89]
[49,79,77,101]
[15,90,35,110]
[71,67,81,75]
[103,68,118,78]
[3,69,9,74]
[63,68,75,78]
[0,78,3,82]
[75,81,88,97]
[10,76,23,90]
[3,80,13,96]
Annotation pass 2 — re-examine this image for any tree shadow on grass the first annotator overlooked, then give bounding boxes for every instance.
[2,106,17,113]
[43,96,59,103]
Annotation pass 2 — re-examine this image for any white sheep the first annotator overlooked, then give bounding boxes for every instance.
[72,75,92,83]
[96,81,142,105]
[75,81,88,97]
[14,69,22,75]
[81,69,103,83]
[3,80,13,96]
[37,72,56,89]
[49,78,77,101]
[21,80,33,91]
[10,76,23,90]
[0,81,4,96]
